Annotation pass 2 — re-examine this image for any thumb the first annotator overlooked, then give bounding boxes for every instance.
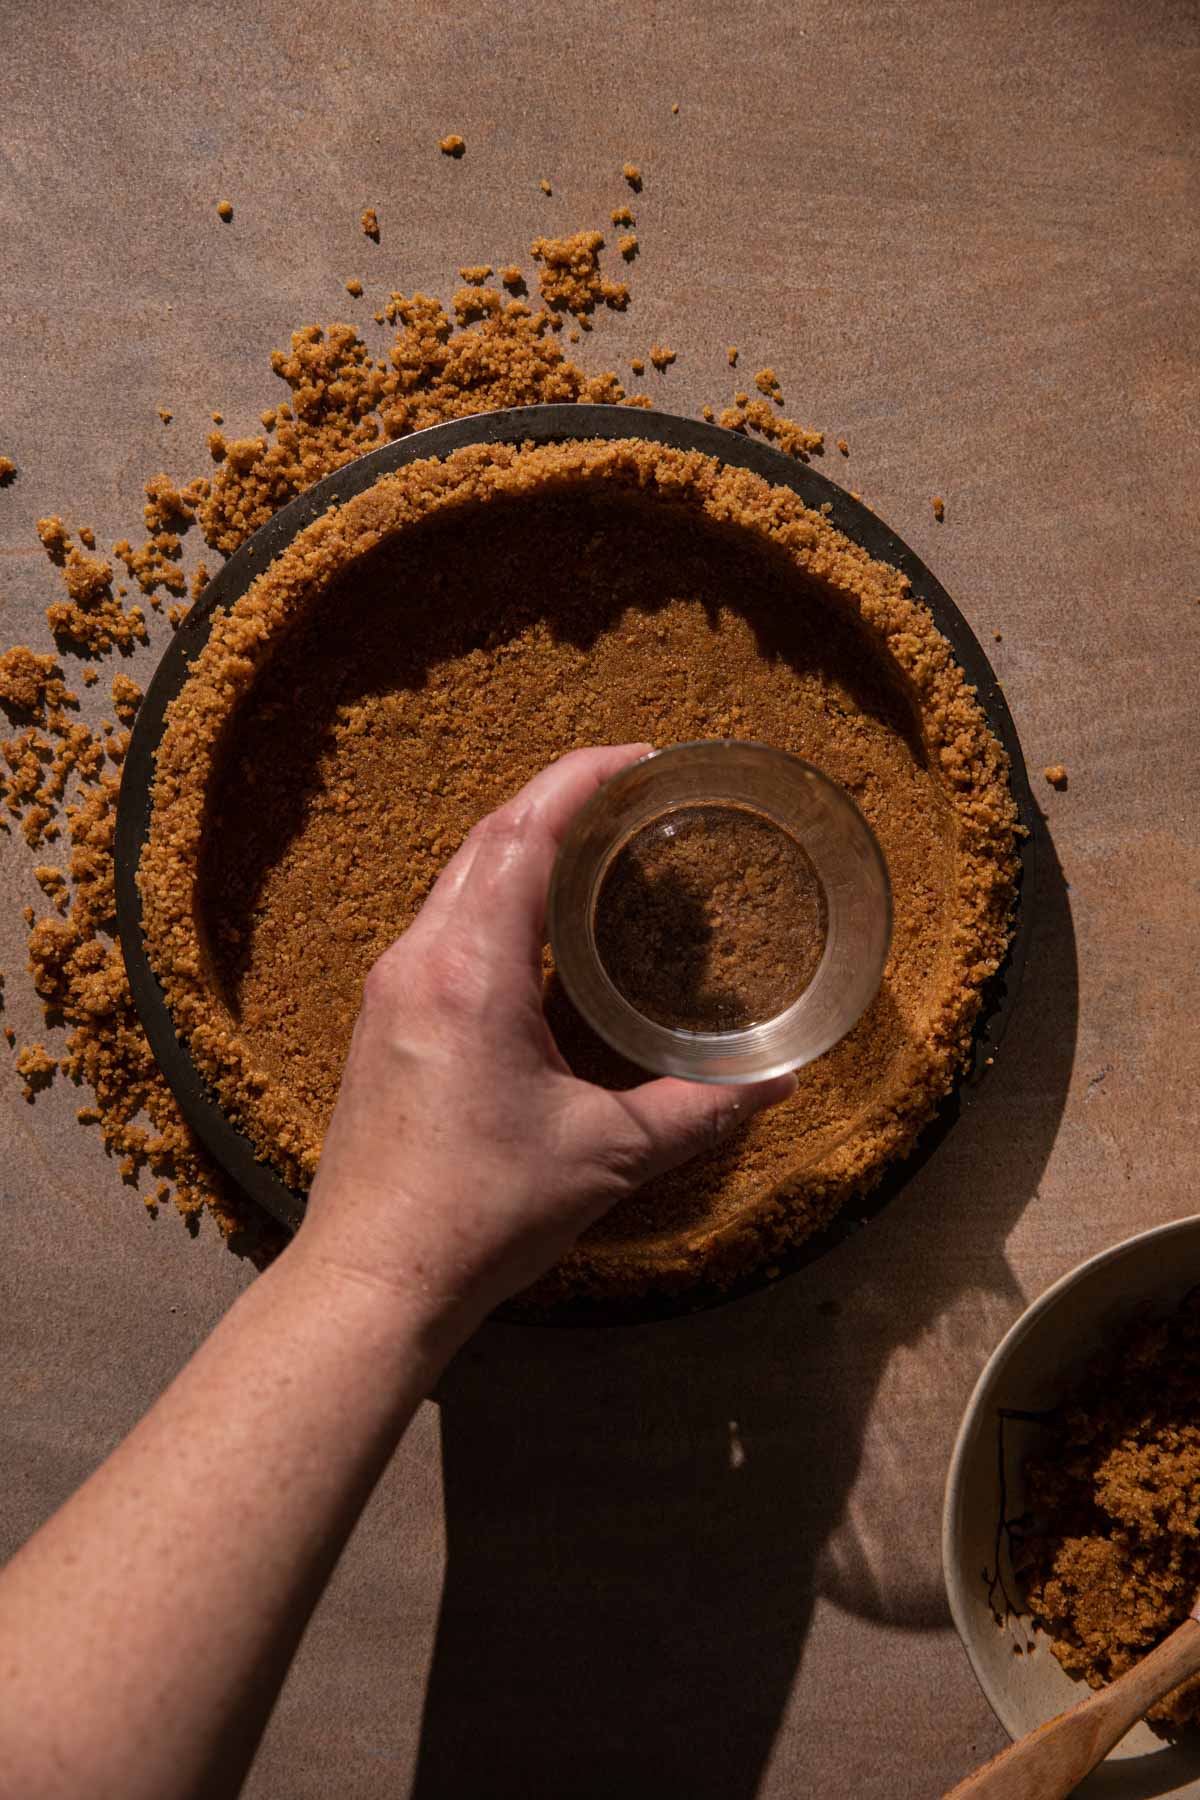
[611,1072,799,1187]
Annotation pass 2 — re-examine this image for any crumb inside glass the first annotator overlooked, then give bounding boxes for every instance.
[593,804,827,1033]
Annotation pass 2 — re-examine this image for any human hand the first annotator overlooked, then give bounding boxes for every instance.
[299,746,797,1330]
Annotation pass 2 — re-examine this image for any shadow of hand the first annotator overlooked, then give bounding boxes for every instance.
[410,828,1077,1799]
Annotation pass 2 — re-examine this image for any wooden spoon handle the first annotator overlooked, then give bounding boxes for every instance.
[944,1615,1200,1800]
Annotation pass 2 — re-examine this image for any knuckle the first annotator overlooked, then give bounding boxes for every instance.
[361,945,407,1014]
[418,931,487,1017]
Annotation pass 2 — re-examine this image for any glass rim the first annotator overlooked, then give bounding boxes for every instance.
[548,740,893,1084]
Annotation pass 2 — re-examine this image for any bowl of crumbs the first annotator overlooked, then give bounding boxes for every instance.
[119,403,1032,1323]
[944,1216,1200,1795]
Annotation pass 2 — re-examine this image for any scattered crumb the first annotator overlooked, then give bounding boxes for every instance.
[837,437,850,456]
[36,515,70,561]
[994,630,1003,642]
[630,357,645,375]
[1043,764,1068,789]
[78,526,96,548]
[754,367,780,396]
[33,865,69,913]
[649,344,676,370]
[672,102,680,115]
[701,403,714,421]
[727,346,739,367]
[933,494,945,521]
[530,231,629,314]
[82,667,99,687]
[618,234,638,261]
[361,207,379,241]
[539,179,552,196]
[622,162,642,189]
[500,265,524,290]
[15,1042,56,1100]
[111,673,143,724]
[439,134,466,157]
[0,647,60,717]
[158,408,173,424]
[211,411,223,425]
[0,457,15,486]
[734,391,749,407]
[458,265,493,285]
[345,277,364,297]
[611,205,634,227]
[216,199,233,221]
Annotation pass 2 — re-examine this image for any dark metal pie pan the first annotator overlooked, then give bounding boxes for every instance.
[114,405,1037,1323]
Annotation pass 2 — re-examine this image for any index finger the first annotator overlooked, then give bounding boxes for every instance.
[440,744,651,962]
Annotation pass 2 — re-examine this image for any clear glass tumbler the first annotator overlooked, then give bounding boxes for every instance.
[547,741,892,1083]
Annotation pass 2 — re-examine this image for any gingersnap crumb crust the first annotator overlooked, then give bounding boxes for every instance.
[140,436,1018,1312]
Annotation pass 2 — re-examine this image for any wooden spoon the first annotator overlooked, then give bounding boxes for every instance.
[944,1610,1200,1799]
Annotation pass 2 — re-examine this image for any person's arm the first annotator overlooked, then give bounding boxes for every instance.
[0,745,795,1800]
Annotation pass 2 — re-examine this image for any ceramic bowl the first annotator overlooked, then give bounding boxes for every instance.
[943,1216,1200,1797]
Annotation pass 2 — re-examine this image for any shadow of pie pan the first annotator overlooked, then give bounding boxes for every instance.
[115,404,1037,1326]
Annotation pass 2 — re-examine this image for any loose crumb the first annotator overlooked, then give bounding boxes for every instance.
[622,162,642,189]
[0,647,61,717]
[630,357,645,375]
[111,673,143,724]
[15,1042,56,1100]
[727,346,739,367]
[158,408,173,424]
[211,411,223,425]
[0,457,15,485]
[361,208,379,241]
[611,205,634,227]
[701,403,714,421]
[500,265,524,290]
[530,231,629,314]
[344,277,364,297]
[837,437,850,456]
[672,102,680,115]
[993,630,1003,642]
[649,344,676,370]
[932,494,945,521]
[618,234,638,260]
[82,667,99,687]
[36,515,70,560]
[458,265,493,285]
[1043,764,1068,788]
[216,200,233,221]
[734,390,749,407]
[439,134,466,157]
[539,179,552,196]
[754,367,780,396]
